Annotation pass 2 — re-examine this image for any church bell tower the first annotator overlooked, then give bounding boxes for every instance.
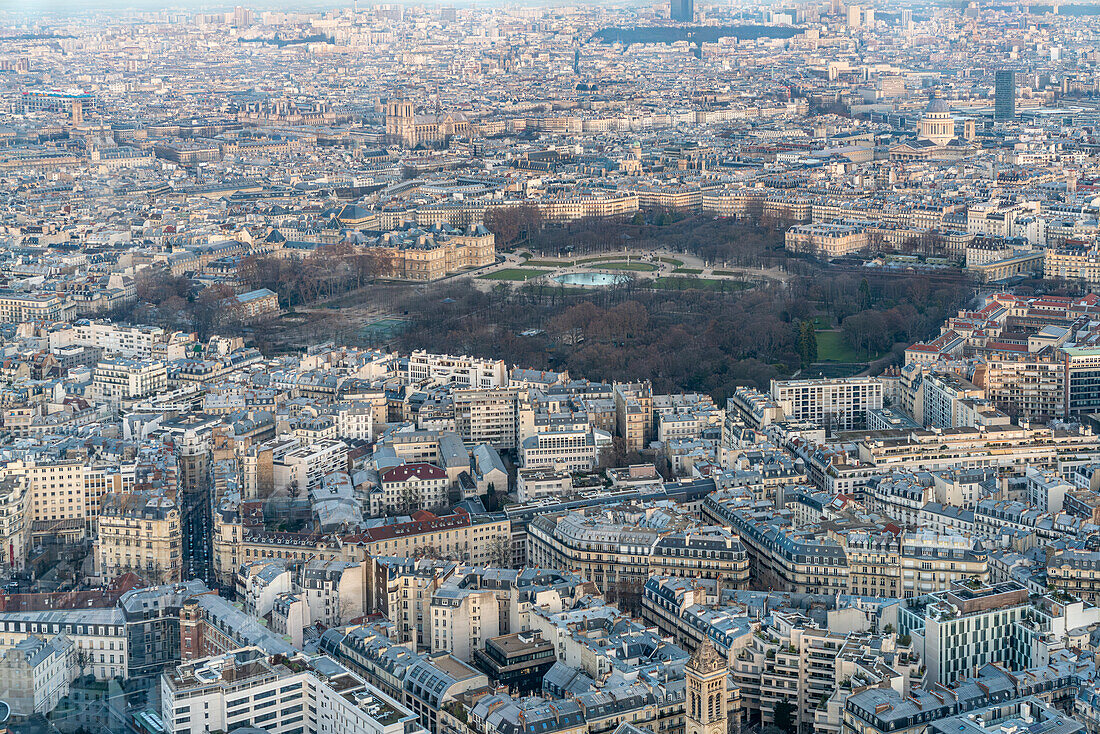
[686,639,730,734]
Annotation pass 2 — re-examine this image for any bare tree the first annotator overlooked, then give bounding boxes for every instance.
[485,536,513,569]
[605,574,646,615]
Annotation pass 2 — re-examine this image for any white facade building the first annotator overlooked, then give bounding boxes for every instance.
[770,377,884,432]
[519,428,610,472]
[162,647,423,734]
[406,351,507,388]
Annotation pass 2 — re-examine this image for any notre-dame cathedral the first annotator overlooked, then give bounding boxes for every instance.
[385,98,471,148]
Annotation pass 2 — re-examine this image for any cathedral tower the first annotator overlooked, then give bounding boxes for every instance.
[385,99,415,146]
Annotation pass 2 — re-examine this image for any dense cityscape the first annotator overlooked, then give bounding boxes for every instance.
[6,1,1100,734]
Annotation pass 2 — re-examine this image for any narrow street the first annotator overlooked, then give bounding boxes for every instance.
[182,488,213,588]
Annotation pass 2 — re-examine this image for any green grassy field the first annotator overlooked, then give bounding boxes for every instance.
[480,269,546,281]
[650,277,749,291]
[657,256,684,266]
[587,261,659,272]
[673,266,704,274]
[815,330,882,362]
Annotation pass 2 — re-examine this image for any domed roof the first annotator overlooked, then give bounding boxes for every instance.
[925,97,950,114]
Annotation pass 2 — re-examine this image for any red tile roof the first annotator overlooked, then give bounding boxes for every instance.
[343,508,474,543]
[381,463,447,483]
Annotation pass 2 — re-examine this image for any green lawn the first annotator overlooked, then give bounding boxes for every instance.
[673,266,704,274]
[650,277,749,291]
[586,261,658,272]
[712,269,742,276]
[480,268,546,281]
[657,256,684,266]
[815,330,882,362]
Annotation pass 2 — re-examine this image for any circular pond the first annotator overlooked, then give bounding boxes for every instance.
[553,272,629,286]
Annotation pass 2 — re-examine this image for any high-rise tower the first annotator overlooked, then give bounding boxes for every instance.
[670,0,694,22]
[995,70,1016,120]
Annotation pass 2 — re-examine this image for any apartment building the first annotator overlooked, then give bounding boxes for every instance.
[974,498,1091,541]
[178,590,298,664]
[342,511,512,568]
[96,492,182,585]
[898,582,1100,686]
[0,634,71,717]
[334,402,376,442]
[49,321,195,360]
[453,389,521,449]
[1026,466,1073,513]
[1046,549,1100,604]
[161,646,423,734]
[535,192,639,223]
[515,469,573,503]
[406,352,507,388]
[370,559,592,654]
[647,531,751,587]
[519,427,607,472]
[380,463,448,512]
[657,405,724,444]
[0,458,135,543]
[237,561,293,618]
[1045,244,1100,288]
[982,349,1067,421]
[0,476,30,571]
[845,663,1082,734]
[92,358,168,404]
[528,505,750,596]
[0,292,73,323]
[321,625,489,734]
[271,593,311,648]
[614,382,653,453]
[0,608,127,681]
[430,585,499,663]
[771,377,884,432]
[299,560,365,627]
[704,494,850,596]
[371,558,452,648]
[275,439,348,492]
[855,424,1100,474]
[701,188,766,219]
[382,431,467,467]
[732,611,913,732]
[728,387,786,429]
[705,489,985,599]
[920,372,985,428]
[842,529,988,599]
